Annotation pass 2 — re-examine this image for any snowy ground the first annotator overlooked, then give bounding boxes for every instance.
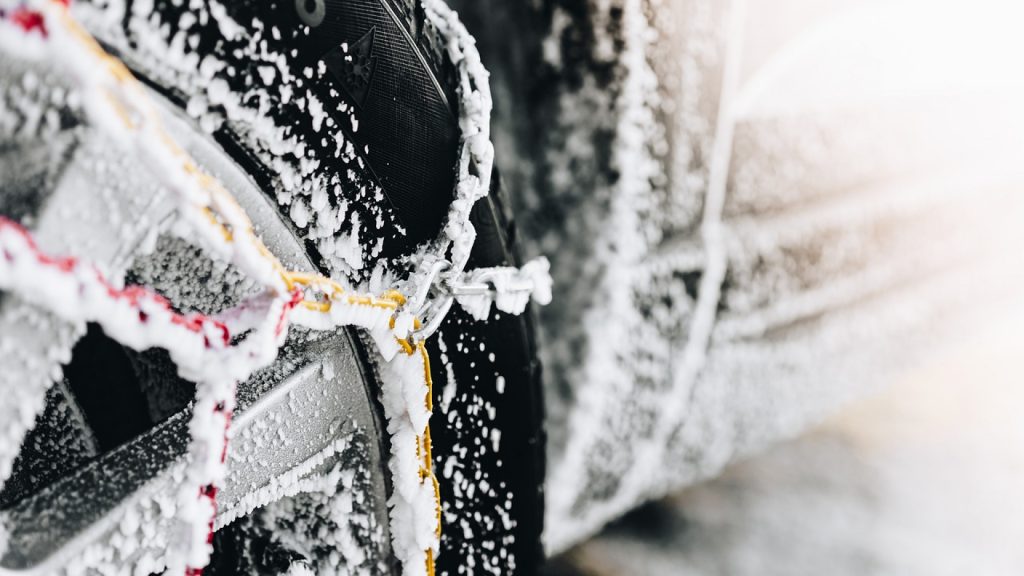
[545,305,1024,575]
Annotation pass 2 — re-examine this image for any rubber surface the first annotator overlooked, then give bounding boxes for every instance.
[427,173,546,575]
[296,0,460,248]
[112,0,460,260]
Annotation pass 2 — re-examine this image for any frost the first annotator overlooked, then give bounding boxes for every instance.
[429,316,521,571]
[217,431,389,575]
[453,257,553,321]
[284,563,315,576]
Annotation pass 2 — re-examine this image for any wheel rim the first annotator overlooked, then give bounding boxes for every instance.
[0,85,393,574]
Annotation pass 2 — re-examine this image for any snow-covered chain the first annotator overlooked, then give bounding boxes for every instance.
[449,258,554,322]
[0,2,551,575]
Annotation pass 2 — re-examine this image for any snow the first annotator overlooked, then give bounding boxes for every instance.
[453,257,553,321]
[553,309,1024,576]
[416,0,495,278]
[284,563,316,576]
[373,344,440,574]
[0,300,80,493]
[250,431,390,576]
[539,0,675,551]
[0,214,291,573]
[216,434,350,531]
[82,0,390,281]
[468,0,1024,555]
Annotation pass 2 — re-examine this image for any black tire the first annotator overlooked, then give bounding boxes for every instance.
[426,173,546,575]
[75,0,545,573]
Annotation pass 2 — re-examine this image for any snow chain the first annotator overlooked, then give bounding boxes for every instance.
[0,3,550,576]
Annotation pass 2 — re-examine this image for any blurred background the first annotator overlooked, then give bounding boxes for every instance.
[545,307,1024,575]
[452,0,1024,571]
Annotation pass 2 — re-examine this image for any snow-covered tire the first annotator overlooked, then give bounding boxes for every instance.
[0,0,544,574]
